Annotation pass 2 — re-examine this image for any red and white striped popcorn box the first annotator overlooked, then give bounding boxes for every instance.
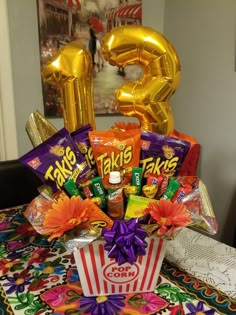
[73,236,167,296]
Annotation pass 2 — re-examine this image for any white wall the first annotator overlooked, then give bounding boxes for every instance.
[2,0,236,246]
[142,0,165,31]
[0,0,18,159]
[6,0,44,157]
[164,0,236,245]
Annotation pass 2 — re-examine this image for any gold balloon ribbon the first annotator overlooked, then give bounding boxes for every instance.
[41,41,96,132]
[102,25,181,135]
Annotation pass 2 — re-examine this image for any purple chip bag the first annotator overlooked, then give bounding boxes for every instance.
[140,131,191,179]
[71,124,97,177]
[20,128,91,191]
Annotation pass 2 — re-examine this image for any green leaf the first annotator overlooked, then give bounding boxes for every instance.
[156,283,194,304]
[15,303,28,310]
[51,257,62,266]
[66,289,81,304]
[0,245,6,257]
[11,263,24,271]
[25,301,48,315]
[170,292,178,302]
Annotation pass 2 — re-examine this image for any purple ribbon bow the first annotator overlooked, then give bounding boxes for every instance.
[102,218,148,265]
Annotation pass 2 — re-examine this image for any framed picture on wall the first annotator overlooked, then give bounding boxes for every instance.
[36,0,142,118]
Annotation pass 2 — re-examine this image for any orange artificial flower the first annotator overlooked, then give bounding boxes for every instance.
[145,198,191,237]
[42,196,91,241]
[111,121,140,131]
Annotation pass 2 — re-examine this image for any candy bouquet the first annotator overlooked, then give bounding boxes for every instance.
[20,119,218,297]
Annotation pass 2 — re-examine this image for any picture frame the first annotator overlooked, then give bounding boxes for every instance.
[36,0,142,117]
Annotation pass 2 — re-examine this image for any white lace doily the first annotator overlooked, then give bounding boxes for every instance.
[165,228,236,299]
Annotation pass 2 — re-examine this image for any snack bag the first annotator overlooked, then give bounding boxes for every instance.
[140,131,191,180]
[71,124,97,177]
[125,195,159,220]
[89,129,141,186]
[24,195,53,235]
[20,128,91,191]
[180,178,218,235]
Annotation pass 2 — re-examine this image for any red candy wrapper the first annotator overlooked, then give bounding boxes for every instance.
[172,184,192,203]
[156,177,169,199]
[146,173,164,187]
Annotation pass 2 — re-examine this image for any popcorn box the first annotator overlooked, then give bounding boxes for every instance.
[73,236,167,296]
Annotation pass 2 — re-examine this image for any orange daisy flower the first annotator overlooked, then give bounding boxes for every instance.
[144,198,191,237]
[42,196,91,241]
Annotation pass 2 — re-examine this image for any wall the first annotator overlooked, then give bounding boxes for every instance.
[6,0,44,158]
[164,0,236,245]
[3,0,236,246]
[0,0,18,159]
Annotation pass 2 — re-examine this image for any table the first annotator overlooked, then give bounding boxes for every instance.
[0,205,235,315]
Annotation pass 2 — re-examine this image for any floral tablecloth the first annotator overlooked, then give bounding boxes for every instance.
[0,205,235,315]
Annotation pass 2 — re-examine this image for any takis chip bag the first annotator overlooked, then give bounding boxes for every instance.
[20,128,91,191]
[71,124,97,177]
[140,131,191,179]
[89,128,141,186]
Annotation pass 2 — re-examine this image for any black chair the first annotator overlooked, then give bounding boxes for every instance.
[0,159,43,210]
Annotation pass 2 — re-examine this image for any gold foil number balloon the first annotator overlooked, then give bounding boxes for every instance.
[102,25,181,135]
[41,41,96,132]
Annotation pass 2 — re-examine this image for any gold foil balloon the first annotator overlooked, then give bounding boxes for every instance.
[102,25,181,135]
[41,41,96,132]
